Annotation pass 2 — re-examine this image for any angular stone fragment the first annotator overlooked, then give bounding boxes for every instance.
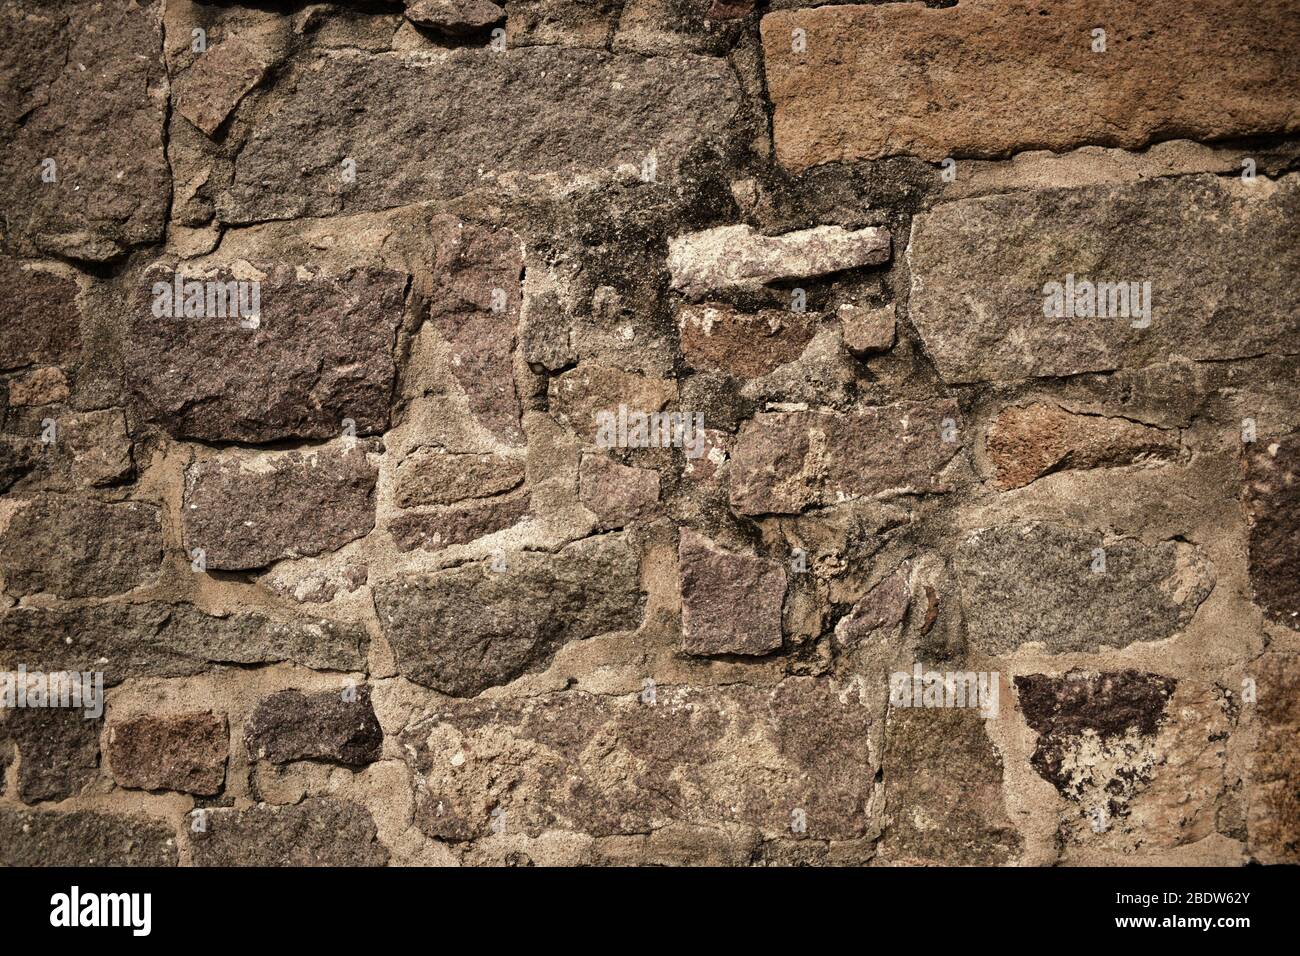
[838,303,894,355]
[427,218,524,444]
[127,263,407,443]
[1243,436,1300,630]
[834,565,910,648]
[219,48,740,222]
[579,454,660,530]
[189,797,388,867]
[880,707,1022,865]
[0,603,365,686]
[668,224,890,299]
[549,364,678,437]
[4,708,101,804]
[389,490,531,552]
[183,443,378,571]
[245,687,382,767]
[762,1,1300,167]
[986,403,1182,490]
[174,34,275,136]
[0,809,177,867]
[0,496,162,598]
[679,529,785,656]
[374,533,644,696]
[5,409,134,489]
[405,0,505,34]
[1249,653,1300,862]
[908,175,1300,384]
[0,259,80,372]
[7,367,69,406]
[729,400,962,515]
[739,328,857,408]
[401,678,877,841]
[1013,671,1231,848]
[677,303,816,377]
[394,447,524,508]
[107,712,229,796]
[957,524,1213,654]
[0,0,169,259]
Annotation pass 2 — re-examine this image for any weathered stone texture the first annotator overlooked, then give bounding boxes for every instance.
[3,707,101,804]
[986,403,1182,489]
[677,303,817,378]
[389,490,531,552]
[579,454,660,530]
[729,400,962,514]
[1243,436,1300,630]
[0,603,365,686]
[183,444,378,570]
[394,448,524,508]
[0,809,177,867]
[1249,653,1300,862]
[0,0,170,259]
[107,712,229,796]
[0,259,81,371]
[190,797,388,867]
[762,1,1300,167]
[218,48,741,222]
[679,529,785,656]
[128,264,407,443]
[668,224,890,299]
[245,687,382,767]
[956,524,1213,654]
[908,175,1300,384]
[0,496,162,598]
[401,679,877,842]
[374,534,645,696]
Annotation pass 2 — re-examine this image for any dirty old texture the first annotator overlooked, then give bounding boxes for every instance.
[0,0,1295,868]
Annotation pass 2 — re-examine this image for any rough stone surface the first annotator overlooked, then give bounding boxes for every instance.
[1249,653,1300,863]
[0,496,163,598]
[729,401,962,515]
[245,687,382,767]
[669,224,890,299]
[908,175,1300,384]
[579,454,660,530]
[3,707,101,804]
[107,712,229,796]
[0,0,169,259]
[0,809,177,867]
[838,303,895,356]
[127,264,407,443]
[956,524,1214,654]
[190,797,388,866]
[401,679,877,841]
[394,448,524,508]
[986,403,1182,489]
[183,443,378,570]
[174,34,276,137]
[0,259,81,372]
[0,603,366,686]
[219,48,741,222]
[834,565,910,648]
[389,490,531,552]
[1243,435,1300,630]
[881,706,1022,865]
[679,529,785,656]
[677,303,817,377]
[374,534,645,696]
[405,0,505,34]
[762,1,1300,167]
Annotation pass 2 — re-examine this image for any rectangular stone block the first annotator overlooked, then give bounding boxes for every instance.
[761,0,1300,167]
[908,174,1300,384]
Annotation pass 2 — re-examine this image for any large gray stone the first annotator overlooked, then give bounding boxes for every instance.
[374,533,645,696]
[218,47,741,222]
[956,523,1214,654]
[0,603,366,686]
[908,175,1300,384]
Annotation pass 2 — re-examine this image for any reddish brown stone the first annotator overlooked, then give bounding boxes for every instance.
[579,454,660,530]
[679,529,785,656]
[245,687,382,767]
[394,447,525,508]
[1244,435,1300,630]
[107,712,229,796]
[678,303,816,378]
[389,490,531,552]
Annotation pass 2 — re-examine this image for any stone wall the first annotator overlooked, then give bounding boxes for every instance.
[0,0,1297,866]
